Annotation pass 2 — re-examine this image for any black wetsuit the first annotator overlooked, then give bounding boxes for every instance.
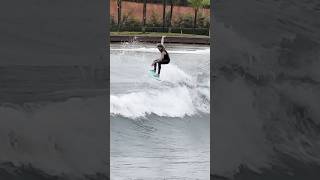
[154,50,170,75]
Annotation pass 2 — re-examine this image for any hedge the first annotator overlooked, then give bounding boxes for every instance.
[111,25,209,35]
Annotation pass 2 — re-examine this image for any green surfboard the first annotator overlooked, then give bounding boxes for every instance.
[148,70,161,81]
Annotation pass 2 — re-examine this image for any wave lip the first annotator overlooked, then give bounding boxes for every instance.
[111,86,196,118]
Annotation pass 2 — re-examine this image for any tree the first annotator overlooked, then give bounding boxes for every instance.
[162,0,167,32]
[168,0,174,32]
[187,0,210,30]
[142,0,147,33]
[117,0,122,31]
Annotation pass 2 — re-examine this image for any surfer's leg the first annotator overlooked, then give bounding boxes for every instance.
[158,63,161,74]
[153,62,157,72]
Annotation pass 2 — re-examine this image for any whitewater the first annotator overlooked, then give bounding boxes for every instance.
[110,42,210,179]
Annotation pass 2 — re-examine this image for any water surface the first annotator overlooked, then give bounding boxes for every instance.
[110,43,210,180]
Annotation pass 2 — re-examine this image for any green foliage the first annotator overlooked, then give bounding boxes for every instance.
[110,16,116,26]
[202,0,210,6]
[148,11,162,27]
[165,11,172,26]
[197,12,210,28]
[110,1,210,35]
[187,0,210,9]
[121,11,140,27]
[173,14,194,28]
[124,0,189,6]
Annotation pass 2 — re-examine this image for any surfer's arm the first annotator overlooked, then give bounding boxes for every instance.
[151,52,165,65]
[154,52,165,63]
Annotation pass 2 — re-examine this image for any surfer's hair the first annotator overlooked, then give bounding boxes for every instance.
[157,43,165,49]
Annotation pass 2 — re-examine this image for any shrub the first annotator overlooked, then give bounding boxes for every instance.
[165,11,172,26]
[110,15,116,26]
[197,12,210,28]
[173,14,194,28]
[147,11,161,27]
[121,11,141,27]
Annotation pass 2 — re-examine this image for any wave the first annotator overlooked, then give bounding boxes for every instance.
[158,64,194,85]
[110,47,210,55]
[111,86,195,118]
[0,96,107,177]
[110,65,209,118]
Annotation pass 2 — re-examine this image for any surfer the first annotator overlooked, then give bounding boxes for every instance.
[151,43,170,77]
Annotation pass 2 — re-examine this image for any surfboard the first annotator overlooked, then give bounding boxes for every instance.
[148,70,161,81]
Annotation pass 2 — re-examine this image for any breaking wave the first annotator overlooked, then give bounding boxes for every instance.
[110,64,209,118]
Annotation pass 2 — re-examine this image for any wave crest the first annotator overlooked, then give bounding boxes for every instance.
[111,65,209,118]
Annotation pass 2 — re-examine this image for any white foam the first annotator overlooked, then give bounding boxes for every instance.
[110,47,210,55]
[110,61,210,118]
[111,87,197,118]
[159,64,194,85]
